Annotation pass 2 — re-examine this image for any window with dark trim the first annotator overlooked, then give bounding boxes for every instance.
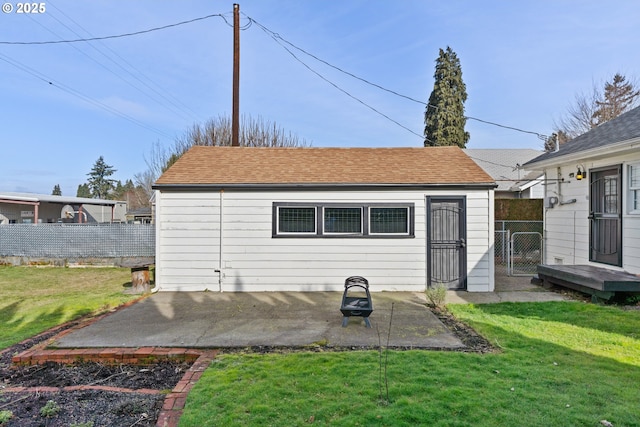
[324,207,362,234]
[277,206,316,234]
[629,164,640,213]
[273,202,414,238]
[370,207,409,234]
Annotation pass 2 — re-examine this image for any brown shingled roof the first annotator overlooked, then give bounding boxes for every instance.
[154,146,494,186]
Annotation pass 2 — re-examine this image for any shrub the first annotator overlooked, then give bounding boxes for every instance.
[425,283,447,309]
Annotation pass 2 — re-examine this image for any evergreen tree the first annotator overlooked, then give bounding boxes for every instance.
[76,183,91,198]
[86,156,117,199]
[111,179,137,201]
[424,46,469,147]
[51,184,62,196]
[592,74,640,126]
[113,180,124,198]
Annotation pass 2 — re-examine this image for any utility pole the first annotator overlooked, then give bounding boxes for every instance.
[232,3,240,146]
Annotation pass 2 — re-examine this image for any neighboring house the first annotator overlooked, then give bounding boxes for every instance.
[152,146,496,292]
[125,207,153,224]
[464,149,544,199]
[0,192,127,224]
[524,105,640,276]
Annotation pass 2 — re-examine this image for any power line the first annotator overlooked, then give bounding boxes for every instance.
[44,1,203,123]
[466,155,526,171]
[250,17,424,140]
[0,13,225,45]
[0,9,550,143]
[246,15,549,142]
[22,10,196,124]
[0,52,174,139]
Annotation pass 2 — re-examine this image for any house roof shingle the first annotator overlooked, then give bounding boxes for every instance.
[526,105,640,167]
[154,146,494,187]
[463,149,543,192]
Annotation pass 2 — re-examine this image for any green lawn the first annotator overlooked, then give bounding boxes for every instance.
[1,267,639,426]
[180,302,640,427]
[0,266,138,349]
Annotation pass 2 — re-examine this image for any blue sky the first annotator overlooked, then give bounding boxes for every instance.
[2,0,639,196]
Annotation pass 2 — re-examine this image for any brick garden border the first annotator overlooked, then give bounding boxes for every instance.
[3,300,218,427]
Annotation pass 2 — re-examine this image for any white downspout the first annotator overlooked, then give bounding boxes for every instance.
[152,190,161,293]
[217,190,224,292]
[488,188,495,292]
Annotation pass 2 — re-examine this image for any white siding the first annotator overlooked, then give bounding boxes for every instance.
[155,191,221,291]
[542,151,640,273]
[155,188,494,292]
[527,180,544,199]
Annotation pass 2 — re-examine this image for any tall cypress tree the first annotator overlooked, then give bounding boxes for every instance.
[424,46,469,147]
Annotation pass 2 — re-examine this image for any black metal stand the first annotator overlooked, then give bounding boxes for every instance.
[340,276,373,327]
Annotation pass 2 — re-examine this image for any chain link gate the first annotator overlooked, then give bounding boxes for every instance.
[509,232,543,276]
[495,221,543,277]
[495,229,509,276]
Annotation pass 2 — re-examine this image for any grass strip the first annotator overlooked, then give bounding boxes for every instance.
[0,266,137,349]
[180,301,640,426]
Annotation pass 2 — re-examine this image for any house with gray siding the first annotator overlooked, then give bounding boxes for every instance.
[152,146,496,292]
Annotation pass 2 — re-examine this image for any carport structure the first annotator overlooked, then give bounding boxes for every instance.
[0,192,126,224]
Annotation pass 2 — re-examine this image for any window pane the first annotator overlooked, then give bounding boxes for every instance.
[279,207,315,233]
[631,165,640,188]
[604,177,618,214]
[324,208,362,233]
[370,207,408,234]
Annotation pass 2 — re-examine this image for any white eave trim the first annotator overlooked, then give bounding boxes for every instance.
[526,137,640,170]
[509,176,544,192]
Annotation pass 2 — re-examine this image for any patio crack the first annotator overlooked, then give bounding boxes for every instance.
[193,328,209,347]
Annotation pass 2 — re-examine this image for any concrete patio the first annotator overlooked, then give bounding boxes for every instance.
[51,276,568,350]
[52,291,465,350]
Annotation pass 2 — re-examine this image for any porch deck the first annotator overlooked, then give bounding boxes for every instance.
[537,264,640,301]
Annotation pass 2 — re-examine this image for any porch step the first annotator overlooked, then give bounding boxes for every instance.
[537,264,640,301]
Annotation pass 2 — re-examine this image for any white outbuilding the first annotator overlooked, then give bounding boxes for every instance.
[152,146,496,292]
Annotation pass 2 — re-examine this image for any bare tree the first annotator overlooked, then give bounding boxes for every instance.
[134,142,176,205]
[173,114,310,154]
[553,81,601,140]
[554,74,640,142]
[135,115,311,203]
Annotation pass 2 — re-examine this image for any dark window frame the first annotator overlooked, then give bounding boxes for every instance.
[323,206,363,235]
[272,202,414,238]
[274,205,318,235]
[369,206,410,235]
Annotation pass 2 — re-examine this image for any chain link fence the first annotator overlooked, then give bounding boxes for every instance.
[495,221,543,276]
[0,223,154,263]
[509,232,543,276]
